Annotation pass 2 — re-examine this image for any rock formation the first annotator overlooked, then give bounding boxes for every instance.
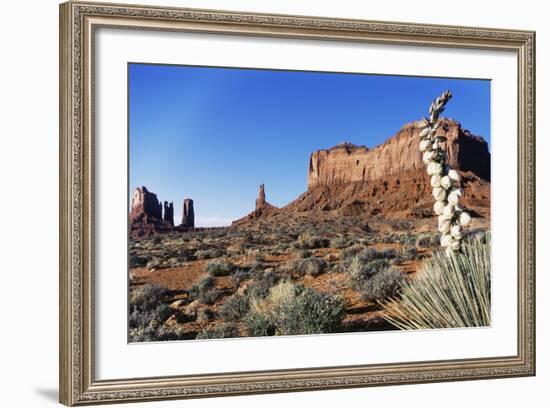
[129,186,162,223]
[233,184,278,225]
[307,119,490,189]
[181,199,195,228]
[129,186,172,238]
[163,201,174,226]
[286,119,490,218]
[256,184,266,211]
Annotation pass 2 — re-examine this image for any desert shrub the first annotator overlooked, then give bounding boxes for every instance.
[246,313,276,336]
[130,284,171,313]
[382,232,491,329]
[187,276,215,300]
[206,260,234,276]
[230,269,251,287]
[219,295,250,321]
[293,234,330,250]
[195,248,225,260]
[355,247,398,263]
[331,237,348,249]
[196,323,238,340]
[146,257,161,270]
[129,254,148,268]
[415,233,432,248]
[155,303,173,322]
[246,281,344,336]
[360,268,405,301]
[198,288,223,305]
[296,257,326,276]
[129,323,187,342]
[346,257,391,287]
[298,249,312,259]
[128,284,176,341]
[402,245,418,260]
[401,234,417,245]
[341,244,367,260]
[197,308,216,322]
[245,271,281,299]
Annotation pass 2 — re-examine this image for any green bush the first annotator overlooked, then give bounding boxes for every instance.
[129,254,148,268]
[219,295,250,321]
[415,234,431,248]
[296,257,326,276]
[206,260,234,276]
[196,323,238,339]
[341,244,367,260]
[382,232,491,329]
[346,258,391,288]
[230,269,251,287]
[293,234,330,250]
[198,288,223,305]
[245,314,275,336]
[331,237,348,249]
[360,268,405,301]
[246,281,344,336]
[128,284,178,342]
[195,248,225,260]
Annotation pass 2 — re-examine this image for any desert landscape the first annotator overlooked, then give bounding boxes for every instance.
[128,118,491,342]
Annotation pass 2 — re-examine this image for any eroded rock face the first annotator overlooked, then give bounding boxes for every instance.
[284,119,491,219]
[129,186,162,223]
[181,199,195,228]
[129,186,173,238]
[163,201,174,226]
[307,119,490,188]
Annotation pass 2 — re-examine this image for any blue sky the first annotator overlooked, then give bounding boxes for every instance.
[129,63,490,227]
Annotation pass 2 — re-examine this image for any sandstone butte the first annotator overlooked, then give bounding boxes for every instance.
[270,118,490,219]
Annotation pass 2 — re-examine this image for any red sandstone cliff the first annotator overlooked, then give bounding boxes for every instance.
[285,118,490,218]
[307,119,489,188]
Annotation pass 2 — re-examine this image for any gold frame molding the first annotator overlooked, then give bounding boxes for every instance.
[59,1,536,405]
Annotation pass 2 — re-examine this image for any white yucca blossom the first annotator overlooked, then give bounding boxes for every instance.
[438,219,451,234]
[459,211,471,226]
[419,139,431,152]
[448,188,462,205]
[440,175,452,190]
[432,187,446,201]
[430,175,441,188]
[450,224,462,238]
[423,151,436,164]
[440,234,453,247]
[433,200,445,215]
[427,162,443,176]
[448,169,460,182]
[418,90,471,252]
[442,204,455,220]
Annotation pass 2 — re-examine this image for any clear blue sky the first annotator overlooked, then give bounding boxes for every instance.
[129,63,490,227]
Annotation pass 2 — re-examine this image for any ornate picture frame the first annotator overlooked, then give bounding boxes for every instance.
[59,1,535,405]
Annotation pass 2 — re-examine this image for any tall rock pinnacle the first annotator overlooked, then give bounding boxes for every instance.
[163,201,174,226]
[181,198,195,228]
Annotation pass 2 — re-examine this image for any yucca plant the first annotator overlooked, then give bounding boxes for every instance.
[381,231,490,329]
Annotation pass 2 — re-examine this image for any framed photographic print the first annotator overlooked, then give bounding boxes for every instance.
[59,1,536,405]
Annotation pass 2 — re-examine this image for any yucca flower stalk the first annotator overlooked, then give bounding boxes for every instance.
[419,90,471,254]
